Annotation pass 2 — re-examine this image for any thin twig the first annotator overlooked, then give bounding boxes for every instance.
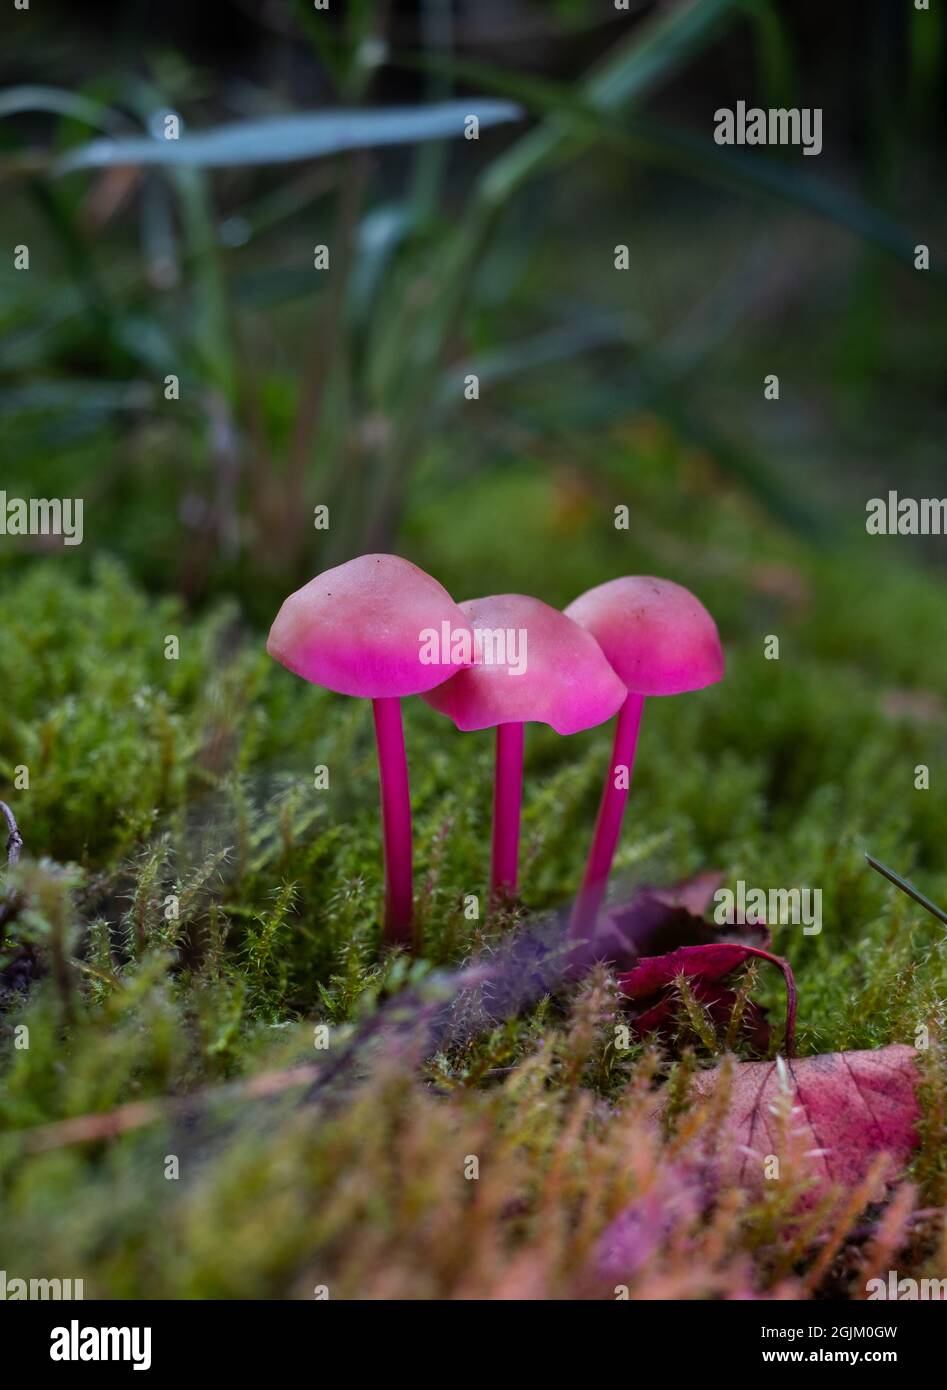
[0,801,22,866]
[13,1062,322,1154]
[0,801,23,949]
[865,853,947,929]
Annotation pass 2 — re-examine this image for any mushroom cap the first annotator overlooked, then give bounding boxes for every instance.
[421,593,627,734]
[266,553,474,699]
[565,576,723,696]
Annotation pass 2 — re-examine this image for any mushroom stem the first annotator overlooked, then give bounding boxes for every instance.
[491,721,524,901]
[371,696,413,946]
[569,691,645,939]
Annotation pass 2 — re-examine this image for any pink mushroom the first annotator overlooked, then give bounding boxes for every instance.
[267,554,473,947]
[565,576,724,939]
[422,594,626,903]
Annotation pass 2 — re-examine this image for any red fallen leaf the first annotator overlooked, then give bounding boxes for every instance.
[691,1046,920,1197]
[589,872,769,974]
[632,973,772,1051]
[581,872,787,1053]
[618,943,797,1055]
[649,871,726,916]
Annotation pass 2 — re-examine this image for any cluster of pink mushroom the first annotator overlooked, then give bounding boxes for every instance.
[267,554,724,949]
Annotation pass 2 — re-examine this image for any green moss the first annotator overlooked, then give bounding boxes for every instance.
[1,436,945,1296]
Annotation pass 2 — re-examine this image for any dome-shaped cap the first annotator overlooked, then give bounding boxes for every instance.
[565,576,723,696]
[267,554,474,698]
[421,594,626,734]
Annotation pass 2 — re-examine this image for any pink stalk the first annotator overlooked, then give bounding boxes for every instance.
[372,696,413,946]
[569,691,645,939]
[491,721,524,901]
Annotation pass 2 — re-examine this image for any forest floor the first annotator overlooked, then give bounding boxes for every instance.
[2,424,946,1298]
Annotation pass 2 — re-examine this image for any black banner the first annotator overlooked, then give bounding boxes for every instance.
[4,1298,944,1374]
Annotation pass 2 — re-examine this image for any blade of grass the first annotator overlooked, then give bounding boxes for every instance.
[53,102,523,174]
[366,0,746,547]
[0,85,123,132]
[865,854,947,929]
[405,46,925,269]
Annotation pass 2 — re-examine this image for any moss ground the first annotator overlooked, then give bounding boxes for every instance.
[1,428,946,1297]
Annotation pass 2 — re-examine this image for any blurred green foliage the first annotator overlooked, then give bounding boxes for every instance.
[1,0,942,621]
